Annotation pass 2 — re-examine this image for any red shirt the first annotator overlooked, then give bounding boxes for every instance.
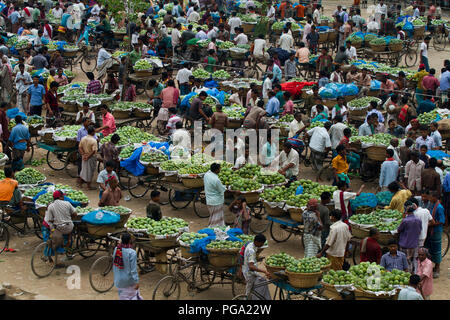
[0,109,10,141]
[421,75,440,92]
[360,237,382,263]
[102,112,116,137]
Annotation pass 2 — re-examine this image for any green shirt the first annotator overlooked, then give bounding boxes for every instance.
[153,83,164,97]
[101,18,111,32]
[205,56,216,73]
[129,50,141,65]
[276,91,285,109]
[32,8,40,22]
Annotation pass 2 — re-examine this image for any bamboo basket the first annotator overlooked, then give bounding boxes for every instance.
[323,99,337,108]
[413,26,425,39]
[134,69,154,77]
[61,102,77,112]
[321,282,343,300]
[180,245,199,259]
[344,95,357,103]
[327,30,337,43]
[29,125,43,136]
[367,89,380,97]
[207,248,240,268]
[286,270,322,288]
[242,22,255,34]
[38,206,47,218]
[42,132,56,145]
[350,224,370,239]
[87,223,118,236]
[348,107,368,117]
[117,212,132,228]
[242,191,260,204]
[389,42,403,52]
[355,206,373,215]
[354,287,398,300]
[351,39,363,49]
[62,50,79,57]
[181,177,204,188]
[366,145,387,162]
[56,139,77,149]
[265,262,285,279]
[148,234,178,248]
[370,43,387,52]
[134,109,153,119]
[146,165,159,175]
[377,232,396,246]
[164,174,178,183]
[288,207,303,223]
[263,202,285,217]
[318,32,328,43]
[112,109,132,119]
[320,263,332,273]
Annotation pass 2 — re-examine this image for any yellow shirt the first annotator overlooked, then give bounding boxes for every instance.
[385,189,412,212]
[412,70,428,91]
[332,154,349,175]
[0,178,19,202]
[47,75,55,90]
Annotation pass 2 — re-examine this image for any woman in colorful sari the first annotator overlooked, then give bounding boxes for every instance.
[113,233,142,300]
[311,104,328,122]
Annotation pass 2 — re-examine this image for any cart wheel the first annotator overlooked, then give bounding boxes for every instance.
[232,294,248,300]
[89,255,114,293]
[0,223,10,254]
[33,216,43,240]
[152,276,181,300]
[317,165,334,183]
[442,231,449,258]
[404,49,418,68]
[65,150,80,178]
[127,176,151,198]
[46,150,67,171]
[145,80,154,98]
[168,189,195,209]
[136,247,156,273]
[31,242,57,278]
[23,144,34,164]
[193,191,210,218]
[80,52,97,73]
[192,265,215,291]
[231,273,246,297]
[270,221,292,243]
[77,234,102,258]
[135,83,145,96]
[432,33,446,51]
[352,242,361,265]
[249,206,270,234]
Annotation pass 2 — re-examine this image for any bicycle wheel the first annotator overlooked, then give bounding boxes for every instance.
[270,221,292,243]
[152,276,181,300]
[192,191,210,218]
[0,223,10,254]
[404,49,418,68]
[77,234,102,258]
[89,255,114,293]
[168,189,195,209]
[23,144,34,164]
[352,242,361,265]
[192,265,215,291]
[46,150,67,171]
[127,176,151,198]
[249,208,270,234]
[442,231,449,258]
[231,273,246,297]
[432,33,446,51]
[80,52,97,73]
[317,165,334,183]
[232,294,249,300]
[31,242,57,278]
[65,151,80,178]
[32,216,43,240]
[136,247,156,273]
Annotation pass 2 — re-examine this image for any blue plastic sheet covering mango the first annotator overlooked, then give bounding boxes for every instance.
[319,83,359,99]
[384,36,396,44]
[181,89,226,109]
[350,192,378,212]
[427,150,450,160]
[6,107,27,120]
[317,26,330,32]
[32,188,83,207]
[371,79,381,91]
[376,191,393,206]
[81,210,120,225]
[180,92,198,110]
[295,185,304,195]
[204,80,219,89]
[189,227,245,254]
[120,142,170,176]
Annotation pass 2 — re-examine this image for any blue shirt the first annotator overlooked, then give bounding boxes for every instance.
[9,11,20,24]
[379,159,399,187]
[398,286,424,300]
[113,247,139,288]
[443,172,450,193]
[430,130,442,148]
[266,97,280,117]
[380,251,409,271]
[429,202,445,234]
[203,170,226,206]
[416,100,435,115]
[272,64,282,82]
[28,84,45,106]
[366,109,384,123]
[440,71,450,91]
[9,123,30,150]
[397,214,422,249]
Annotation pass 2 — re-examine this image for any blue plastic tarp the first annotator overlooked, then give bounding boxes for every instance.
[371,79,381,91]
[350,192,378,211]
[120,147,145,176]
[427,150,450,160]
[189,227,246,254]
[81,210,120,225]
[6,107,27,120]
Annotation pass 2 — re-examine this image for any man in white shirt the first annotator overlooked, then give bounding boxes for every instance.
[262,76,272,102]
[345,41,357,60]
[274,141,300,179]
[228,11,242,39]
[172,122,191,152]
[278,28,294,52]
[329,115,347,151]
[195,27,207,40]
[253,35,269,61]
[176,64,192,95]
[22,5,34,24]
[375,1,387,25]
[306,121,332,171]
[398,275,424,300]
[171,24,182,53]
[288,112,305,138]
[420,36,430,72]
[313,4,321,25]
[387,138,401,164]
[234,28,248,45]
[187,8,200,23]
[367,17,379,33]
[52,4,64,19]
[267,4,276,21]
[409,198,433,247]
[413,6,420,18]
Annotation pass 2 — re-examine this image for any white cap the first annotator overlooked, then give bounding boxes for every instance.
[342,6,347,10]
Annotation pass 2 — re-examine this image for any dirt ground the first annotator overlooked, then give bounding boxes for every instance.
[1,1,450,300]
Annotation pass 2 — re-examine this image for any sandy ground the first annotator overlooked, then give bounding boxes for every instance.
[1,1,450,300]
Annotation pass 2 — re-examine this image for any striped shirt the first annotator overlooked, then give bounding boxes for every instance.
[44,199,76,229]
[86,79,102,94]
[380,251,409,271]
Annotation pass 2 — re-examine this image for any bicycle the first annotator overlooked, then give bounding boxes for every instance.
[432,23,450,52]
[0,202,43,254]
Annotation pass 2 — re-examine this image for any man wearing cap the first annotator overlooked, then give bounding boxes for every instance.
[45,190,77,237]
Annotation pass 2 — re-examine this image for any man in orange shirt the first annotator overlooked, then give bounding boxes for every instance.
[295,3,305,20]
[0,167,23,209]
[279,0,288,19]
